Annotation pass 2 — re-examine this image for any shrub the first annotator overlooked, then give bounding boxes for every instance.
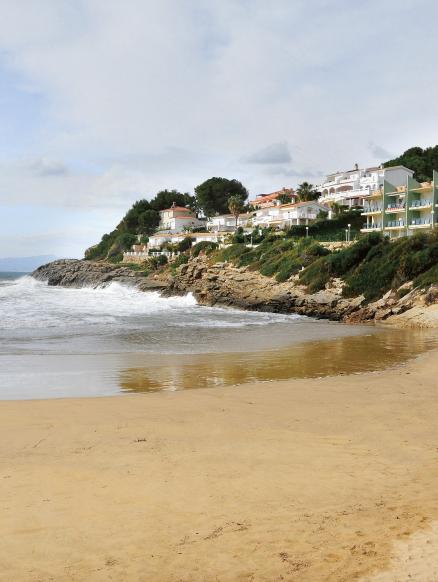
[107,253,124,264]
[172,254,189,269]
[177,237,193,253]
[299,231,438,300]
[414,264,438,289]
[211,244,248,263]
[148,255,168,270]
[285,210,363,241]
[232,227,245,244]
[192,241,219,257]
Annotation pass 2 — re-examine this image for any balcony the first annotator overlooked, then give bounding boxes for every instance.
[361,223,382,232]
[387,190,407,197]
[410,184,433,193]
[385,204,405,214]
[385,220,405,229]
[362,206,382,215]
[409,218,432,228]
[368,189,383,199]
[408,200,432,210]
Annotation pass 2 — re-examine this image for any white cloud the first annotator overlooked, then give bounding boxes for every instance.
[244,142,292,164]
[0,0,437,255]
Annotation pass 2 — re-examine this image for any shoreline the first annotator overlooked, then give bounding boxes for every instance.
[2,349,438,580]
[32,258,438,329]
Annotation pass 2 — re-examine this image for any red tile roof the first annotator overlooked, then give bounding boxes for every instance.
[161,206,192,213]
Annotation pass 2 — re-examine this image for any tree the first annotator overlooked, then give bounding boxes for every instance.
[138,209,160,235]
[228,195,244,227]
[195,177,248,217]
[278,192,293,204]
[177,236,193,252]
[383,145,438,182]
[296,182,320,202]
[149,189,197,212]
[329,201,344,217]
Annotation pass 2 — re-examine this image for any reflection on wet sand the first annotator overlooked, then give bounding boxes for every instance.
[119,328,438,393]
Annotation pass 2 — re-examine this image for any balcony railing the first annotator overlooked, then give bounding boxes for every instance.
[361,223,382,230]
[362,206,382,214]
[410,218,432,226]
[409,199,432,209]
[386,220,405,228]
[385,204,405,213]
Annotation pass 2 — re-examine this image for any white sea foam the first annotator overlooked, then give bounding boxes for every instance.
[0,275,299,332]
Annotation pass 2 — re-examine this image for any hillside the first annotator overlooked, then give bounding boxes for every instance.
[164,231,438,327]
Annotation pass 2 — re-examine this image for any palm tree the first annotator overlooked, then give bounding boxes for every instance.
[228,195,244,227]
[296,182,320,202]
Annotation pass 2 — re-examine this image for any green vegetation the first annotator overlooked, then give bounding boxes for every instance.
[211,238,329,283]
[176,237,193,253]
[171,254,190,269]
[384,145,438,182]
[191,241,219,257]
[85,189,195,261]
[300,231,438,300]
[194,177,248,217]
[285,210,363,241]
[228,195,245,226]
[296,181,320,202]
[208,231,438,297]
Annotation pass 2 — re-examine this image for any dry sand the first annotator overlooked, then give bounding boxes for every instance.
[1,351,438,581]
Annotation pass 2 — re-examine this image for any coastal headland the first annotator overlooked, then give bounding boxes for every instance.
[2,350,438,581]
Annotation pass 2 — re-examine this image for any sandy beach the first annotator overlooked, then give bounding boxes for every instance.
[1,350,438,581]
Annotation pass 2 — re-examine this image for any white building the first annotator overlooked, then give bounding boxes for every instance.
[123,231,226,261]
[159,203,205,232]
[206,201,327,232]
[207,214,237,232]
[318,164,414,208]
[253,201,327,228]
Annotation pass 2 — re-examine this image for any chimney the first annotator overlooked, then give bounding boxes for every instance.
[354,163,359,171]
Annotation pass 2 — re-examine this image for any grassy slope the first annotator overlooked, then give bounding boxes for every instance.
[209,231,438,302]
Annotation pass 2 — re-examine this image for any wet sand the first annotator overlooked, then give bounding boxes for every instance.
[2,326,437,399]
[1,350,438,581]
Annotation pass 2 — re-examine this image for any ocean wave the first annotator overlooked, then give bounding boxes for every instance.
[0,277,198,330]
[0,276,303,339]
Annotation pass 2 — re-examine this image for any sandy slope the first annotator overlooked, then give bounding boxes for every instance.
[1,351,438,581]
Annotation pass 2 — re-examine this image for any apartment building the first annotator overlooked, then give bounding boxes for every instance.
[361,170,438,238]
[318,164,414,208]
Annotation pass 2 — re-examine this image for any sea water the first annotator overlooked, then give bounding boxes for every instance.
[0,273,436,399]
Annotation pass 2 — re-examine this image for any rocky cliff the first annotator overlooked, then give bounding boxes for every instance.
[165,256,438,327]
[32,259,167,291]
[32,258,438,327]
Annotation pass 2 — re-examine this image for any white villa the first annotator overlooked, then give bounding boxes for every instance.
[206,214,238,232]
[158,203,205,233]
[318,164,414,208]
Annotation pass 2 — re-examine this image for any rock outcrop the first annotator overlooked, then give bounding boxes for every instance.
[165,256,438,327]
[32,259,167,291]
[164,257,363,320]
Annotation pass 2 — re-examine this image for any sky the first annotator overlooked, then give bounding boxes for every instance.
[0,0,437,258]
